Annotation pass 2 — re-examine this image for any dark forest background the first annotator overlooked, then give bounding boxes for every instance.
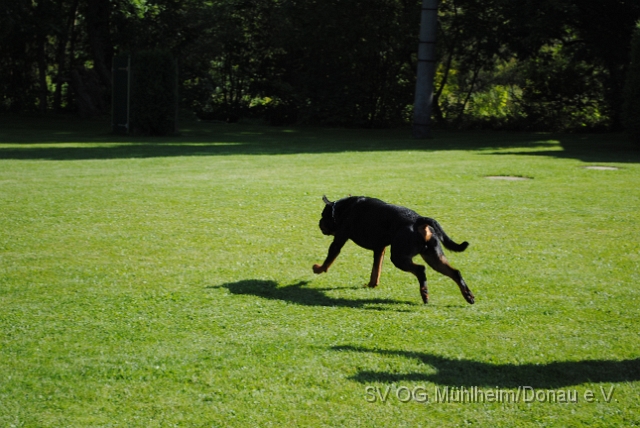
[1,0,639,133]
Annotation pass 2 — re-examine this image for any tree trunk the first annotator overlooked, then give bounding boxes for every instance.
[86,0,113,88]
[412,0,438,139]
[53,0,80,111]
[37,34,48,113]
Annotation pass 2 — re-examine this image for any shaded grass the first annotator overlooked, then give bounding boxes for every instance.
[1,117,639,426]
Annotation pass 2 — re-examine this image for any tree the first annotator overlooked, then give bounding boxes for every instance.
[130,50,178,135]
[412,0,438,138]
[499,0,640,130]
[623,22,640,143]
[1,0,639,133]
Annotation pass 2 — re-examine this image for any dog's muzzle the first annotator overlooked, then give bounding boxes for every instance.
[319,219,333,236]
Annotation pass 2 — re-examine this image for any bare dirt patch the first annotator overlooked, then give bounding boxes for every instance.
[485,176,532,181]
[583,166,619,170]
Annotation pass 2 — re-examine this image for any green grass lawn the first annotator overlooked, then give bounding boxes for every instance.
[1,116,639,427]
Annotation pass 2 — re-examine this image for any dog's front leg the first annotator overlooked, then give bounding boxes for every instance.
[367,247,386,288]
[313,235,348,274]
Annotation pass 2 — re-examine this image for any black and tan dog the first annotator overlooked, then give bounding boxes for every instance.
[313,196,475,304]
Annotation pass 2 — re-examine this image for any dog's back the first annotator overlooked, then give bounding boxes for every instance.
[333,197,420,249]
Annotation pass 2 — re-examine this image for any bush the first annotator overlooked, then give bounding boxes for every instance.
[623,22,640,143]
[517,47,610,132]
[130,50,178,135]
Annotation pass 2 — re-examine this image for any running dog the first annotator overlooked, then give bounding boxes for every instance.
[313,196,475,304]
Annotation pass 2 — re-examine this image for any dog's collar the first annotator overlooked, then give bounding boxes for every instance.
[331,197,353,222]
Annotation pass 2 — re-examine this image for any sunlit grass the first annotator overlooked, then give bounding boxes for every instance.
[1,118,639,426]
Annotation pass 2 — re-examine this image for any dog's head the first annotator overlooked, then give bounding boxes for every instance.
[318,195,337,236]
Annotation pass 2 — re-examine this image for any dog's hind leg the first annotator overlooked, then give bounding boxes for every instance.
[367,247,386,288]
[420,243,474,304]
[390,252,429,304]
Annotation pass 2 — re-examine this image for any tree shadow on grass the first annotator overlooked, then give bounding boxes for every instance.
[0,142,254,160]
[210,279,413,311]
[0,136,546,160]
[333,345,640,388]
[0,117,570,161]
[2,116,635,162]
[484,133,640,164]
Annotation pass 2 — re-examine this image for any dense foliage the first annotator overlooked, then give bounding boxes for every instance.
[623,22,640,143]
[1,0,639,131]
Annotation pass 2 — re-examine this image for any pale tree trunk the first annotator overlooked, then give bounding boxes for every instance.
[412,0,438,139]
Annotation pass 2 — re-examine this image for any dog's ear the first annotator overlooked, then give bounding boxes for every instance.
[417,224,433,242]
[322,195,333,205]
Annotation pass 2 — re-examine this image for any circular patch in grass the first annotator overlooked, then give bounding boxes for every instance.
[485,175,532,181]
[583,165,619,170]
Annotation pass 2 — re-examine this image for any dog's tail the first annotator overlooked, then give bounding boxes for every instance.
[415,217,469,252]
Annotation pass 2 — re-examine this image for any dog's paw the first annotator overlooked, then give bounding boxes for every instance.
[463,290,475,304]
[312,264,325,274]
[420,287,429,304]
